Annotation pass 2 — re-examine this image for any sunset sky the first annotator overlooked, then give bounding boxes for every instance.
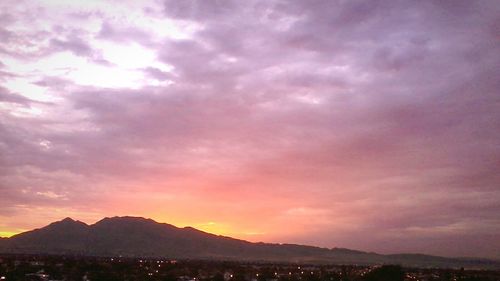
[1,0,499,259]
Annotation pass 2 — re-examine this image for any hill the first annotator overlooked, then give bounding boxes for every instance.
[0,216,498,269]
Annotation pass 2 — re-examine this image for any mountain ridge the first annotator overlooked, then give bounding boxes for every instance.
[0,216,498,269]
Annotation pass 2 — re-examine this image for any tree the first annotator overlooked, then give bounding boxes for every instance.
[362,265,404,281]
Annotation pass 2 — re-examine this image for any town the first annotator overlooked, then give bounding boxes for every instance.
[0,255,499,281]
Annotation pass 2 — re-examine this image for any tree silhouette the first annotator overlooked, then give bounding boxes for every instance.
[362,265,404,281]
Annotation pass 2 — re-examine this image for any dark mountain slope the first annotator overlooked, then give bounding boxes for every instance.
[5,217,89,254]
[0,216,498,269]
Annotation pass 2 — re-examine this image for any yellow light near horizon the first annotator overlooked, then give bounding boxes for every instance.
[194,222,230,236]
[0,231,20,238]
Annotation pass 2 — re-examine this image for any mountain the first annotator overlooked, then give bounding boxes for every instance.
[0,216,498,269]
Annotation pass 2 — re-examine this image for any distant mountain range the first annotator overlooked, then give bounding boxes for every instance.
[0,216,498,269]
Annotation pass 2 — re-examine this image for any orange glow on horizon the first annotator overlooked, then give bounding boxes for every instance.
[0,231,21,238]
[0,217,269,242]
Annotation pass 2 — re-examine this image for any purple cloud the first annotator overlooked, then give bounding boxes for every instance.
[49,36,94,57]
[97,21,155,46]
[0,0,498,259]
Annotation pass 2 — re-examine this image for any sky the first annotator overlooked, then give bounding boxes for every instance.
[0,0,499,259]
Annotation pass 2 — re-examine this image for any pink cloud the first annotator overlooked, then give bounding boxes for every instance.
[0,0,499,259]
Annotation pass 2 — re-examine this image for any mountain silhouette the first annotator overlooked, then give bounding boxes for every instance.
[0,216,498,269]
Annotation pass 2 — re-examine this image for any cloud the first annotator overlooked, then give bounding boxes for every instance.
[97,21,155,46]
[49,36,94,57]
[0,87,33,105]
[0,0,499,258]
[142,67,173,81]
